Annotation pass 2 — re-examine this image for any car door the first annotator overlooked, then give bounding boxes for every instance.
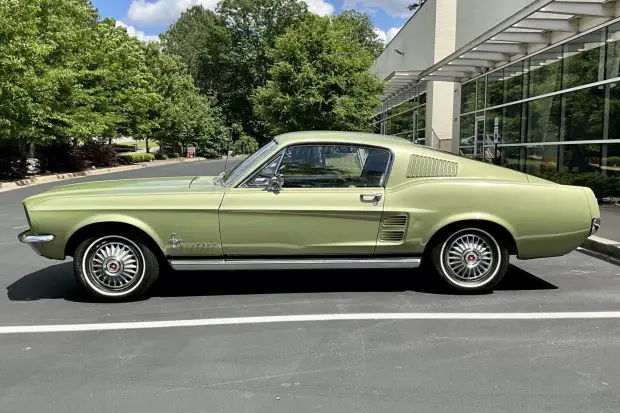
[218,143,393,257]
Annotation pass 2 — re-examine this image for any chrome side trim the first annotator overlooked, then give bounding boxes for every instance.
[18,231,55,244]
[169,257,421,271]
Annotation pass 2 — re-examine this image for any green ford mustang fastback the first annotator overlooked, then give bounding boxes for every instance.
[18,131,601,301]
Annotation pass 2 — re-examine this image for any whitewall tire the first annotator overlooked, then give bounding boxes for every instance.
[430,228,509,293]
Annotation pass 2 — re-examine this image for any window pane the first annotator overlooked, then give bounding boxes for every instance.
[505,60,526,104]
[524,145,559,175]
[607,22,620,80]
[526,94,561,143]
[477,77,486,111]
[606,83,620,140]
[487,69,504,108]
[503,103,523,144]
[281,145,390,188]
[459,115,475,147]
[564,86,605,142]
[485,108,502,144]
[561,143,603,173]
[461,81,476,114]
[529,45,563,98]
[389,109,413,136]
[563,29,605,90]
[500,146,524,172]
[418,105,426,131]
[604,143,620,177]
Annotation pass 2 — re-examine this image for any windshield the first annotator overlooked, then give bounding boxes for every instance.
[220,140,278,186]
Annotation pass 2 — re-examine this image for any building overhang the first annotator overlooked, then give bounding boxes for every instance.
[380,0,620,102]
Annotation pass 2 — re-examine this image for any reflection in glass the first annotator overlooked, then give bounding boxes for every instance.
[607,22,620,80]
[461,81,476,114]
[564,87,604,142]
[527,95,561,143]
[505,60,526,104]
[524,145,559,175]
[487,69,504,108]
[561,144,602,173]
[563,30,605,90]
[500,146,523,172]
[529,46,563,98]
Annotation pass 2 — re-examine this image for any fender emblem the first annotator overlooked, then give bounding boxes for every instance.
[169,233,182,248]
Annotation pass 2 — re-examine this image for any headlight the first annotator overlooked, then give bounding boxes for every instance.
[590,218,601,236]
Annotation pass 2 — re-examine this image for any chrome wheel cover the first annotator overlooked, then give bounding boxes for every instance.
[82,236,145,296]
[440,229,501,288]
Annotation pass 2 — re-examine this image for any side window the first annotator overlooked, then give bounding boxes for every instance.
[279,144,390,188]
[244,155,283,188]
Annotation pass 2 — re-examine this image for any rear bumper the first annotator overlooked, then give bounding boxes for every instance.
[590,218,601,237]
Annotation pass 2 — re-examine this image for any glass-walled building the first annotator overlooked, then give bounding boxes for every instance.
[372,84,427,145]
[370,0,620,177]
[458,22,620,176]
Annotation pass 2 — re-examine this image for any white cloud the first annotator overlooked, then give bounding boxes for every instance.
[127,0,334,27]
[304,0,335,16]
[127,0,219,27]
[374,26,402,43]
[344,0,413,18]
[116,21,160,43]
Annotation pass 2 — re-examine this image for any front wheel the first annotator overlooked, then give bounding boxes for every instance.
[429,227,509,293]
[73,234,160,301]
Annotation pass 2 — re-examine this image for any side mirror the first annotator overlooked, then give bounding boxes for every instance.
[264,174,283,192]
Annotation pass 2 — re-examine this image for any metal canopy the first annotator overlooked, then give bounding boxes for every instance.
[380,0,620,103]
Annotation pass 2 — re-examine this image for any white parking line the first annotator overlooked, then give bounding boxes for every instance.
[1,312,620,334]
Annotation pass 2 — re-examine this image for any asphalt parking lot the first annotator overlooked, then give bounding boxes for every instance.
[1,160,620,412]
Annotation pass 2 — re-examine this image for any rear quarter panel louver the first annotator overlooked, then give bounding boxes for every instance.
[407,154,458,178]
[380,214,409,243]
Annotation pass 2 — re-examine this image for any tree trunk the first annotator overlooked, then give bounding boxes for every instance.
[28,142,35,158]
[145,138,150,154]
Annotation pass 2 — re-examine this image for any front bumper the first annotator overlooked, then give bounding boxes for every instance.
[18,230,55,244]
[590,218,601,237]
[18,230,55,256]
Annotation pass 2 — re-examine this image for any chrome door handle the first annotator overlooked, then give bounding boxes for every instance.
[360,193,382,205]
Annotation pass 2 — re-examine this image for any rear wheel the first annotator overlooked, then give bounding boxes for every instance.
[429,227,509,293]
[73,234,160,301]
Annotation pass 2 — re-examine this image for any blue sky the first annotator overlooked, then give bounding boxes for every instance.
[91,0,412,43]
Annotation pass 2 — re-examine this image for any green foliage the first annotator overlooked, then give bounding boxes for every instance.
[154,153,169,160]
[171,152,181,158]
[536,171,620,201]
[252,13,385,135]
[232,135,259,155]
[607,156,620,167]
[119,153,156,164]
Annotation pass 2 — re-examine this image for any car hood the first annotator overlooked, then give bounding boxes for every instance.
[23,176,220,207]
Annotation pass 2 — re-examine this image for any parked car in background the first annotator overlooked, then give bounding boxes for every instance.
[18,131,601,301]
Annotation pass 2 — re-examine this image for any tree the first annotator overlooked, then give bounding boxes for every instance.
[0,0,100,154]
[334,10,384,58]
[161,0,310,142]
[252,14,385,135]
[143,43,227,157]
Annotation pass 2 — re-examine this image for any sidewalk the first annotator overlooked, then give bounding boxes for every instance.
[582,206,620,263]
[0,156,206,193]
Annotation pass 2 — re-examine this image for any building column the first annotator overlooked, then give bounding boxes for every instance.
[425,0,458,151]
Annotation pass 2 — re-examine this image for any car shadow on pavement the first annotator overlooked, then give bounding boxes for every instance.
[6,261,557,302]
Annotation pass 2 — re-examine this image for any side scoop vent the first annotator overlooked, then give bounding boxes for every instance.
[380,215,408,243]
[407,154,458,178]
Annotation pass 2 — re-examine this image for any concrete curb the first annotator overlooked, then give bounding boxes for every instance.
[581,236,620,263]
[0,157,207,193]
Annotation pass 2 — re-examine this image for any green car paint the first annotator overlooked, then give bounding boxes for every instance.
[20,131,600,263]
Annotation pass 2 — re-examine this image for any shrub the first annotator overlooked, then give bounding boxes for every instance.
[171,152,180,158]
[607,156,620,167]
[81,142,120,168]
[232,135,259,156]
[154,153,169,160]
[119,153,155,164]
